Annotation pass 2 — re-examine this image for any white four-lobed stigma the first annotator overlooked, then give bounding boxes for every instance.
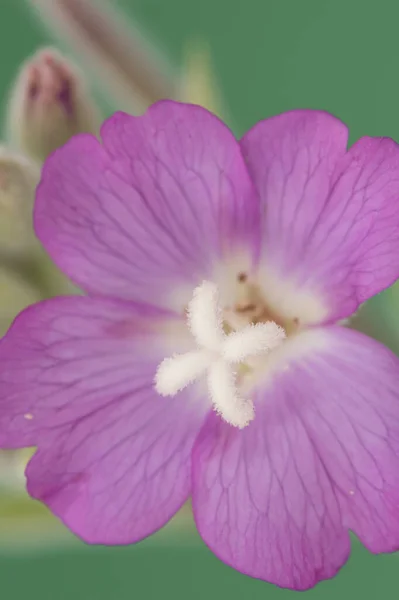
[155,281,286,429]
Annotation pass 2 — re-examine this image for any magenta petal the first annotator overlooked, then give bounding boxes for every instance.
[35,101,260,310]
[192,326,399,590]
[241,110,399,321]
[0,296,208,543]
[192,407,350,590]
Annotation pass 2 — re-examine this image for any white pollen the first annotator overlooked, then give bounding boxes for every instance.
[222,322,286,363]
[208,360,254,429]
[187,281,224,351]
[155,350,210,396]
[23,413,34,420]
[154,281,286,428]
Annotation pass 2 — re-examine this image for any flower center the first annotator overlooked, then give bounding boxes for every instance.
[223,271,300,336]
[154,281,286,428]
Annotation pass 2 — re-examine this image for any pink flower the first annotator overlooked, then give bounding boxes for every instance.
[1,101,399,590]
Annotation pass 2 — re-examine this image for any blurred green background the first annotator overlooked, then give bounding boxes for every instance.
[1,0,399,598]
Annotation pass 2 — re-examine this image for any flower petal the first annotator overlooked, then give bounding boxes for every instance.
[35,101,260,311]
[192,326,399,589]
[0,296,208,543]
[241,110,399,323]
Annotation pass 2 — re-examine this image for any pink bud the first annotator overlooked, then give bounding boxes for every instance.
[26,0,176,112]
[6,48,102,162]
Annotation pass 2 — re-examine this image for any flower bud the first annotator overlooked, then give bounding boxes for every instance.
[26,0,176,112]
[0,146,75,319]
[180,39,224,117]
[6,48,102,162]
[0,147,39,255]
[0,151,42,335]
[0,267,41,336]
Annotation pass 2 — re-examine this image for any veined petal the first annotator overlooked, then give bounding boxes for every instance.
[35,101,260,312]
[0,296,209,543]
[192,327,399,589]
[241,110,399,324]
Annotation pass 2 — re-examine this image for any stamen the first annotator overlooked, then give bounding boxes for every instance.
[187,281,223,351]
[236,303,256,313]
[154,281,286,428]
